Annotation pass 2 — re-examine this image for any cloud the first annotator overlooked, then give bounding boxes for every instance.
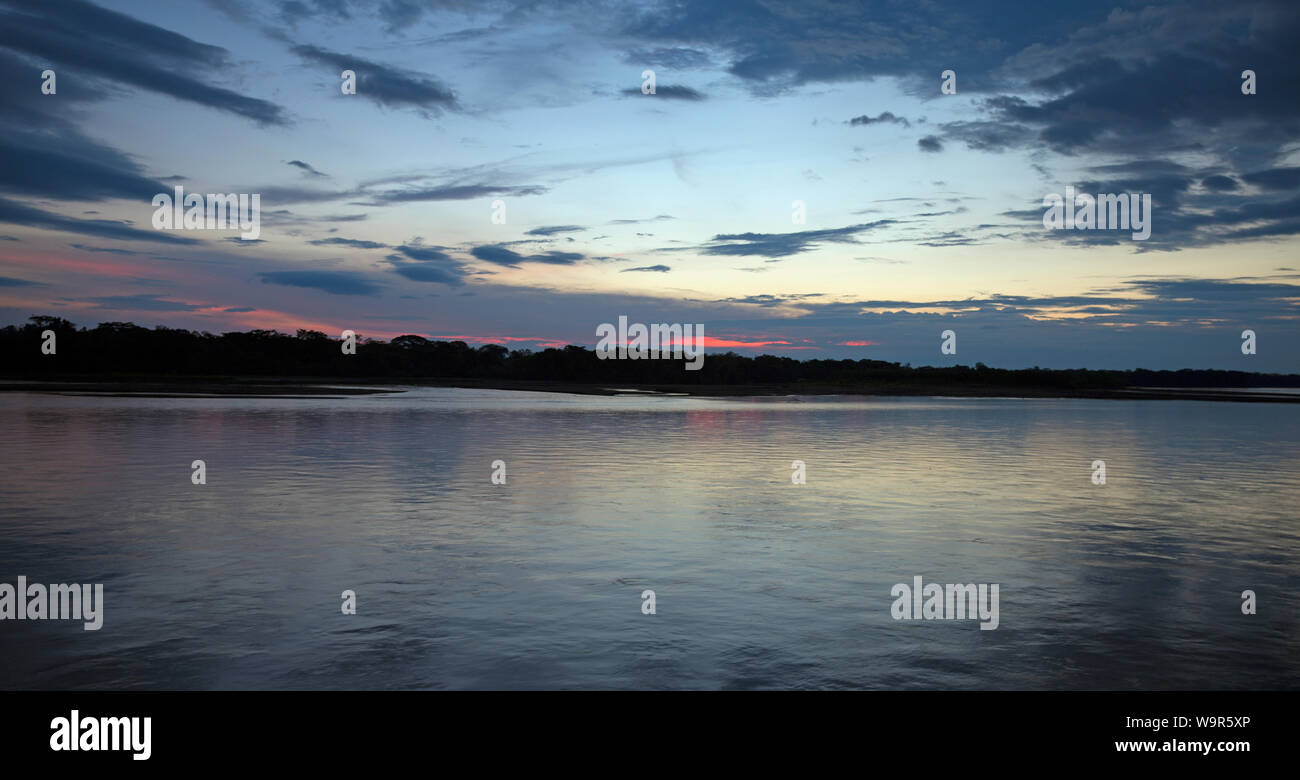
[917,234,980,247]
[388,262,464,286]
[618,0,1010,94]
[620,85,706,100]
[623,46,712,69]
[309,237,387,249]
[0,134,173,202]
[292,44,458,115]
[935,120,1032,152]
[609,214,674,225]
[1202,175,1239,192]
[1001,168,1300,250]
[781,277,1300,326]
[366,184,547,204]
[0,275,43,287]
[275,0,351,25]
[381,244,466,286]
[699,220,898,258]
[848,111,910,128]
[470,245,585,267]
[0,196,200,244]
[84,295,203,311]
[68,243,143,255]
[917,135,943,153]
[287,160,329,178]
[393,244,453,262]
[724,293,824,307]
[526,225,587,236]
[0,45,231,216]
[258,270,381,295]
[1242,167,1300,191]
[621,264,671,273]
[0,0,287,125]
[939,7,1299,165]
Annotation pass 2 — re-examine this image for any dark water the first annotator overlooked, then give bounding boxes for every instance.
[1,388,1296,689]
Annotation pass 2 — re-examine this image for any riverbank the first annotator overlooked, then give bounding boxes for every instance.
[3,377,1300,402]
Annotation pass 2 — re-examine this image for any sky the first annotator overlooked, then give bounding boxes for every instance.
[0,0,1298,370]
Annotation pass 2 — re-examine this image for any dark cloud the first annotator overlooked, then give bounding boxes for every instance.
[623,46,712,69]
[381,244,466,286]
[0,22,257,221]
[258,270,381,295]
[393,244,453,262]
[917,135,943,153]
[309,237,387,249]
[0,134,171,201]
[252,185,355,205]
[68,243,143,255]
[0,275,42,287]
[621,264,671,273]
[620,85,706,100]
[700,220,898,259]
[1202,175,1239,192]
[848,111,910,128]
[0,0,287,125]
[276,0,351,25]
[915,231,981,248]
[252,179,547,208]
[366,184,547,204]
[0,196,199,244]
[84,295,203,311]
[1242,167,1300,191]
[470,245,585,267]
[939,13,1296,164]
[936,120,1032,152]
[0,52,173,204]
[1001,172,1300,250]
[1075,170,1194,212]
[717,276,1299,331]
[898,3,1300,253]
[287,160,329,178]
[526,225,587,236]
[1116,277,1300,304]
[999,46,1298,161]
[292,44,458,115]
[389,262,464,286]
[617,0,1017,94]
[1220,219,1300,240]
[724,293,823,307]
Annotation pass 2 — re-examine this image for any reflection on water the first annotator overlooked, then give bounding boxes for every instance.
[0,388,1296,689]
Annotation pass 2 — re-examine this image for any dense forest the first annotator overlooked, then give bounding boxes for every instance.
[3,316,1298,391]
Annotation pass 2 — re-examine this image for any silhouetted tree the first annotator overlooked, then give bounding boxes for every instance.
[2,315,1296,390]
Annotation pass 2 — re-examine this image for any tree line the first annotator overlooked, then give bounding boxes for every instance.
[4,316,1297,390]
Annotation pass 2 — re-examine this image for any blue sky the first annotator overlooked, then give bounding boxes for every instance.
[1,0,1298,370]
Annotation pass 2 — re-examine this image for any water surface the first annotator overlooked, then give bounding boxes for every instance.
[1,388,1296,689]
